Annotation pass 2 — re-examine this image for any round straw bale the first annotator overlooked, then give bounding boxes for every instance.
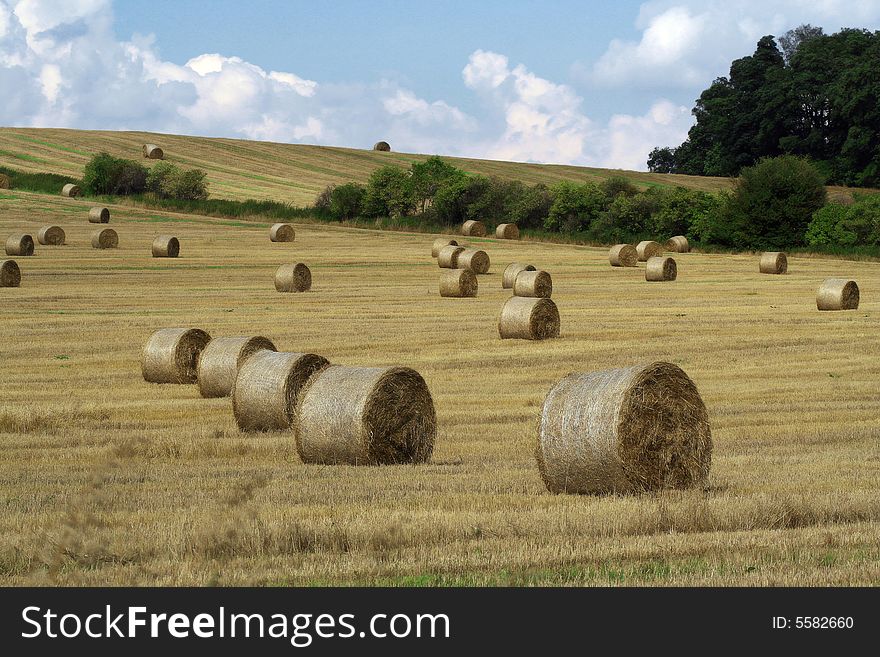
[152,235,179,258]
[498,297,560,340]
[5,234,34,256]
[141,328,211,384]
[514,269,552,298]
[437,245,466,268]
[91,228,118,249]
[645,256,677,281]
[439,268,478,297]
[37,226,65,246]
[495,223,520,239]
[609,244,638,267]
[61,183,81,197]
[373,141,391,152]
[275,263,312,292]
[431,237,458,258]
[0,260,21,287]
[233,351,330,432]
[817,278,859,311]
[457,248,490,274]
[636,240,663,261]
[759,251,787,274]
[88,207,110,223]
[143,144,164,159]
[197,336,277,398]
[294,365,435,465]
[537,362,712,495]
[665,235,690,253]
[502,262,535,289]
[0,173,10,189]
[269,223,295,242]
[461,220,487,237]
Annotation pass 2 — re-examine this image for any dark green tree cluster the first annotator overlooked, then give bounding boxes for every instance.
[82,152,208,200]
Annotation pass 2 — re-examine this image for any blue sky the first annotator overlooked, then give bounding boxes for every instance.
[2,0,880,169]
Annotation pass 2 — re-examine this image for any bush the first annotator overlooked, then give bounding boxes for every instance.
[650,187,723,238]
[145,162,208,200]
[314,185,334,212]
[806,195,880,247]
[431,175,490,226]
[145,161,176,194]
[361,166,413,218]
[545,181,606,233]
[601,176,639,200]
[83,152,147,195]
[329,183,365,221]
[410,157,465,212]
[508,183,553,230]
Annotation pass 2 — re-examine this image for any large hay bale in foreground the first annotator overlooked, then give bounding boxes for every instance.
[498,297,560,340]
[61,183,81,198]
[437,245,466,268]
[457,248,490,274]
[461,220,486,237]
[645,256,677,281]
[5,234,34,256]
[152,235,179,258]
[496,223,520,239]
[759,252,787,274]
[269,223,295,242]
[373,141,391,152]
[197,336,277,398]
[538,362,712,494]
[0,173,10,189]
[91,228,118,249]
[294,365,436,465]
[0,260,21,287]
[439,268,478,297]
[502,262,535,289]
[143,144,164,159]
[275,263,312,292]
[609,244,637,267]
[514,270,552,298]
[88,207,110,223]
[141,328,211,384]
[665,236,690,253]
[233,351,330,432]
[817,279,859,311]
[636,240,663,261]
[37,226,65,246]
[431,237,458,258]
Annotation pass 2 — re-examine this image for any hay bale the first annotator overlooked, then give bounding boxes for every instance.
[759,252,787,274]
[294,365,435,465]
[537,362,712,494]
[0,173,9,189]
[233,351,330,432]
[502,262,535,289]
[91,228,118,249]
[141,328,211,384]
[461,220,487,237]
[457,248,490,274]
[513,269,552,298]
[431,237,458,258]
[88,207,110,223]
[665,236,690,253]
[197,336,277,398]
[636,240,663,261]
[645,256,677,281]
[496,223,520,239]
[609,244,638,267]
[5,234,34,256]
[143,144,164,159]
[817,279,859,311]
[0,260,21,287]
[61,183,81,197]
[437,245,466,269]
[275,263,312,292]
[498,297,560,340]
[373,141,391,152]
[37,226,65,246]
[270,223,295,242]
[439,269,478,297]
[152,235,179,258]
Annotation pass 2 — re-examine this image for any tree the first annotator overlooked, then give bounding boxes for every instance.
[329,183,365,220]
[778,24,824,65]
[83,152,148,195]
[361,166,413,218]
[647,147,677,173]
[544,181,606,233]
[409,156,464,212]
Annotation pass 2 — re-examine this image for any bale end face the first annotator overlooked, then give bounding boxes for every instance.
[0,259,21,287]
[37,226,65,246]
[609,244,638,267]
[759,252,787,274]
[91,228,118,249]
[5,234,35,257]
[141,328,211,384]
[499,296,560,340]
[665,236,690,253]
[197,335,277,398]
[88,207,110,224]
[457,248,490,274]
[636,240,663,261]
[502,262,535,289]
[461,220,487,237]
[275,263,312,292]
[437,245,466,269]
[431,237,458,258]
[513,269,552,298]
[645,256,677,281]
[439,268,478,297]
[817,279,859,311]
[152,235,179,258]
[270,223,296,242]
[495,223,520,239]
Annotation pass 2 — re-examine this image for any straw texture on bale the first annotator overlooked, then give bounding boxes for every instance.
[0,260,21,287]
[439,268,478,297]
[645,256,677,281]
[537,362,712,495]
[88,207,110,223]
[141,328,211,384]
[0,173,9,189]
[609,244,637,267]
[431,237,458,258]
[502,262,535,289]
[759,251,787,274]
[636,240,663,261]
[461,220,487,237]
[373,141,391,152]
[498,297,560,340]
[143,144,164,159]
[294,365,436,465]
[665,236,690,253]
[495,223,520,239]
[233,351,330,432]
[817,278,859,311]
[457,248,490,274]
[437,245,466,269]
[91,228,118,249]
[152,235,179,258]
[513,269,552,298]
[5,234,34,256]
[197,336,277,398]
[269,223,295,242]
[275,263,312,292]
[37,226,65,246]
[61,183,81,197]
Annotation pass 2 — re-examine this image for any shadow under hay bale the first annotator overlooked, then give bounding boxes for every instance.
[197,336,277,398]
[88,207,110,223]
[502,262,535,289]
[437,245,466,269]
[294,365,436,465]
[514,269,552,298]
[457,248,490,274]
[152,235,179,258]
[645,256,677,281]
[537,362,712,495]
[91,228,118,249]
[461,220,486,237]
[38,226,65,246]
[373,141,391,152]
[233,351,330,432]
[432,237,458,258]
[270,223,295,242]
[759,252,787,274]
[275,263,312,292]
[636,240,663,261]
[665,236,690,253]
[141,328,211,384]
[817,278,859,311]
[439,268,478,297]
[498,297,560,340]
[61,184,81,198]
[5,234,34,256]
[143,144,164,159]
[609,244,637,267]
[1,260,21,287]
[495,223,520,239]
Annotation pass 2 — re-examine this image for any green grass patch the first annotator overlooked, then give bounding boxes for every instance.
[9,134,90,157]
[0,149,50,164]
[0,165,81,195]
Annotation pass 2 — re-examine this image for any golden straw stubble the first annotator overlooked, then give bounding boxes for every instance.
[817,278,859,311]
[498,297,560,340]
[439,268,478,297]
[37,226,65,246]
[513,270,552,298]
[0,259,21,287]
[197,336,277,398]
[141,328,211,384]
[502,262,535,289]
[275,263,312,292]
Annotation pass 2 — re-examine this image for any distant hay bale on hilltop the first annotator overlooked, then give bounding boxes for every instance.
[609,244,637,267]
[439,268,478,297]
[143,144,164,159]
[665,236,690,253]
[495,223,520,239]
[461,220,487,237]
[817,278,859,311]
[197,335,277,398]
[502,262,535,289]
[270,223,295,242]
[432,237,458,258]
[498,297,560,340]
[759,252,787,275]
[61,183,81,198]
[513,270,552,298]
[437,245,465,269]
[645,256,677,281]
[0,260,21,287]
[141,327,211,384]
[152,235,179,258]
[275,263,312,292]
[38,226,65,246]
[373,141,391,152]
[636,240,663,261]
[91,228,118,249]
[457,248,490,274]
[88,207,110,223]
[5,234,34,256]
